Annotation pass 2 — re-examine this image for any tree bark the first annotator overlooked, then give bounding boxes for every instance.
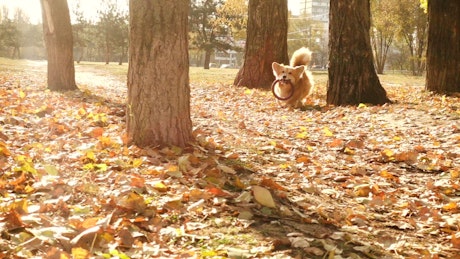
[204,49,212,69]
[425,0,460,94]
[127,0,193,148]
[327,0,390,105]
[233,0,289,89]
[40,0,77,91]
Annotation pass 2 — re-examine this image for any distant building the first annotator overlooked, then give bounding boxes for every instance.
[299,0,329,24]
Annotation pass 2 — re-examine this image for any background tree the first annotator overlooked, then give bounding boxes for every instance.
[40,0,77,91]
[370,0,398,74]
[234,0,289,89]
[394,0,427,76]
[288,16,328,67]
[0,9,29,59]
[0,17,20,58]
[215,0,247,42]
[189,0,235,69]
[127,0,192,148]
[327,0,390,105]
[97,0,128,65]
[425,0,460,93]
[72,2,89,63]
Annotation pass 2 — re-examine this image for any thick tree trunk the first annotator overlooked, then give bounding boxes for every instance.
[127,0,192,148]
[327,0,390,105]
[234,0,289,89]
[425,1,460,94]
[40,0,77,91]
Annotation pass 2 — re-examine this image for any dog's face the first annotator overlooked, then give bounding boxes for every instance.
[272,62,304,84]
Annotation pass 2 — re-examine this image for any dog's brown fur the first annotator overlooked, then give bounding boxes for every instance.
[272,47,314,108]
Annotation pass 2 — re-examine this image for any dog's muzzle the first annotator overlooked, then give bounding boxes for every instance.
[271,79,294,101]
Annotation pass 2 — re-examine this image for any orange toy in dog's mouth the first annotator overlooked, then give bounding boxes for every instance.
[271,79,294,100]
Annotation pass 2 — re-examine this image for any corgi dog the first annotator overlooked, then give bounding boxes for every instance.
[272,47,314,108]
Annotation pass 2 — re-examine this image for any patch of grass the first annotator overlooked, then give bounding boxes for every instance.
[0,57,425,89]
[189,67,238,85]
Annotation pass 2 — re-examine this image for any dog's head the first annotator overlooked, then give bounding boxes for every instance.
[272,62,304,84]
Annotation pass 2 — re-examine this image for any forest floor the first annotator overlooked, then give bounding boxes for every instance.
[1,58,460,258]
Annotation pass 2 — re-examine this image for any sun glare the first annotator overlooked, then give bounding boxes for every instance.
[0,0,127,24]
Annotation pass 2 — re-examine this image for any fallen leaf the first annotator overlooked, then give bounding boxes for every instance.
[252,186,276,208]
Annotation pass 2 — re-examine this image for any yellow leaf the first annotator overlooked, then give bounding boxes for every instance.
[132,158,143,168]
[279,163,290,169]
[323,127,334,137]
[19,90,26,99]
[244,89,252,95]
[78,107,87,116]
[98,136,113,147]
[95,163,108,172]
[86,151,96,162]
[153,181,168,192]
[71,247,89,259]
[296,131,308,139]
[382,149,394,158]
[358,103,367,108]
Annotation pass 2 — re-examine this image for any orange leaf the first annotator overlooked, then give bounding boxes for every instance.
[327,138,343,148]
[442,202,458,212]
[8,172,27,187]
[130,174,145,188]
[207,187,231,197]
[452,232,460,249]
[91,127,104,138]
[296,155,311,163]
[260,177,286,191]
[0,141,11,156]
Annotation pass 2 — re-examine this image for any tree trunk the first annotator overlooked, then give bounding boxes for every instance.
[203,49,212,69]
[118,44,125,65]
[40,0,77,91]
[105,34,110,65]
[425,0,460,94]
[371,31,393,74]
[234,0,289,89]
[327,0,390,105]
[127,0,192,148]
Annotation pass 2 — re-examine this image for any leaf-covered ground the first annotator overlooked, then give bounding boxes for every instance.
[1,59,460,258]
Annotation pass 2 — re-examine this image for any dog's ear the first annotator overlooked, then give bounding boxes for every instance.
[292,66,304,79]
[272,62,282,76]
